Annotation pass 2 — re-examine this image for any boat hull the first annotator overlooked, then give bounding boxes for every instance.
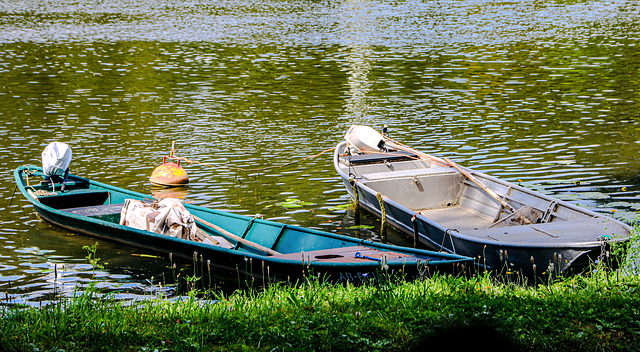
[334,140,630,277]
[16,165,472,283]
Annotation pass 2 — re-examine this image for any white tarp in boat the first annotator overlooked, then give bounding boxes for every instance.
[41,142,72,177]
[119,198,199,241]
[119,198,234,248]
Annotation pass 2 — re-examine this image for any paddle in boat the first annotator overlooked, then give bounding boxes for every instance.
[15,145,472,282]
[334,125,632,277]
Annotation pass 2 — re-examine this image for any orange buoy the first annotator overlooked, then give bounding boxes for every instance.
[150,157,189,186]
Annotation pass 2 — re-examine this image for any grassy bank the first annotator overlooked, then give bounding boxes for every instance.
[1,268,639,352]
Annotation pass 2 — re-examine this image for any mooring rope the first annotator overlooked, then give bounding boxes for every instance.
[164,146,336,173]
[376,192,387,242]
[20,165,57,197]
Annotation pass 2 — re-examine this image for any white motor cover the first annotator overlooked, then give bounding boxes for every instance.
[42,142,72,177]
[344,125,385,152]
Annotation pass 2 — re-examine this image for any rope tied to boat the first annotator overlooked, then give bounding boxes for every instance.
[21,165,57,197]
[416,259,431,279]
[597,234,611,265]
[411,213,420,248]
[443,228,458,254]
[349,177,360,215]
[376,192,387,242]
[23,165,37,188]
[32,189,57,196]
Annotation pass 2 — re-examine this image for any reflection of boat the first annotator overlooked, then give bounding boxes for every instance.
[15,165,472,282]
[150,185,189,199]
[334,125,632,276]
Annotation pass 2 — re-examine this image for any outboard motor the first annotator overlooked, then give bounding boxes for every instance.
[41,142,72,191]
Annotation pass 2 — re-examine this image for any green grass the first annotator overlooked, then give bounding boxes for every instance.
[2,228,639,352]
[1,269,639,352]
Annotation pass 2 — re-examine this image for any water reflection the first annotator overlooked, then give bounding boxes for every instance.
[0,0,639,304]
[343,44,373,121]
[150,185,190,199]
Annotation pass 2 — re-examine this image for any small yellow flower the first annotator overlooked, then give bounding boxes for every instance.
[622,187,627,192]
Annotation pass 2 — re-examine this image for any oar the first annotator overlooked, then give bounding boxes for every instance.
[195,228,221,245]
[383,139,451,168]
[443,157,516,214]
[191,214,282,256]
[381,136,516,214]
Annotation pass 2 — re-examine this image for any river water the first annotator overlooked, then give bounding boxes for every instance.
[0,0,638,304]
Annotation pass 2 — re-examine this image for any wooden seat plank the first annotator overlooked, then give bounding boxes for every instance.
[62,203,124,217]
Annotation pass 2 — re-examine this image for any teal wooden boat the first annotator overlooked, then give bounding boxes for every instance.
[14,165,472,282]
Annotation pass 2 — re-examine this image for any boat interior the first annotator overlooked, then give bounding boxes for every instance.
[338,147,630,242]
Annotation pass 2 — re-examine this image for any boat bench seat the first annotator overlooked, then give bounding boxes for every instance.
[60,202,124,223]
[341,150,418,166]
[362,166,457,181]
[37,189,111,209]
[62,203,124,217]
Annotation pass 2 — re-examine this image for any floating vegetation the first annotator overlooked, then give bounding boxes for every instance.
[270,198,314,209]
[131,253,162,259]
[540,160,576,165]
[347,225,375,230]
[327,203,350,212]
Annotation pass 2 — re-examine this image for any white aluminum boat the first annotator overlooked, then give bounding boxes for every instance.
[334,125,632,276]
